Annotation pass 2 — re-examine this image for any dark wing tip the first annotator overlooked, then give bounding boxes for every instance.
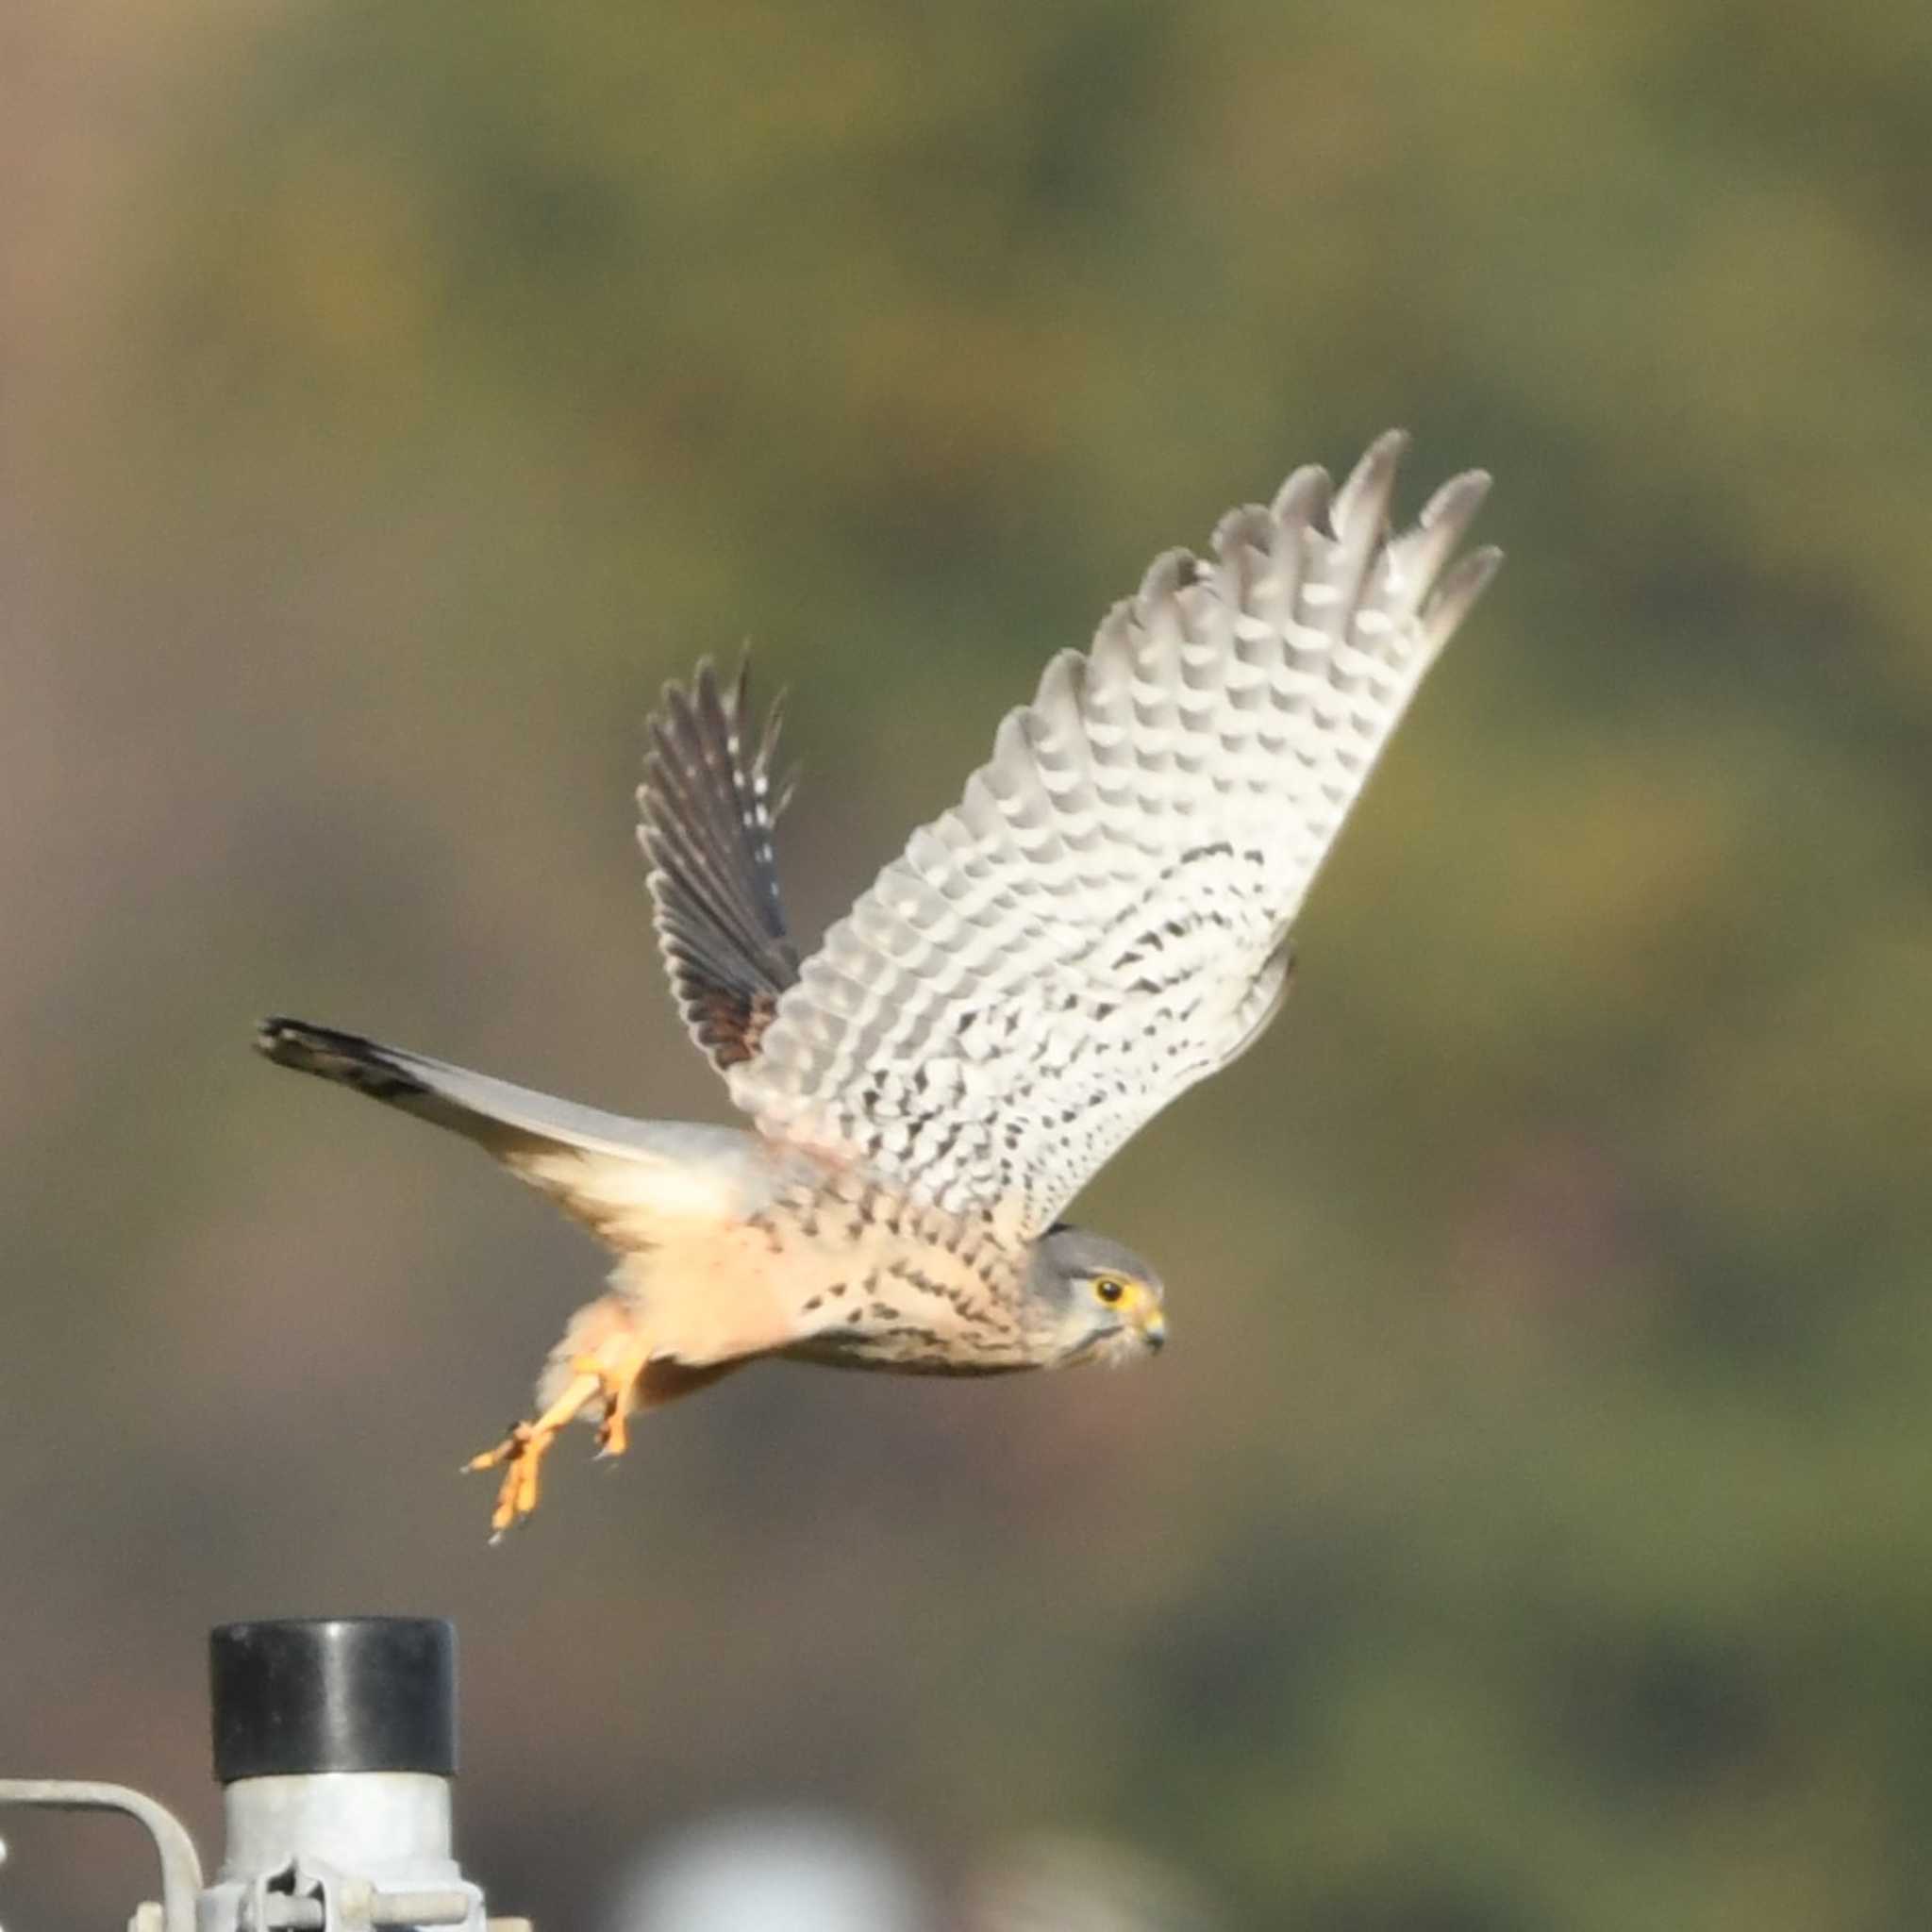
[1424,542,1505,641]
[639,655,804,1076]
[1332,428,1411,532]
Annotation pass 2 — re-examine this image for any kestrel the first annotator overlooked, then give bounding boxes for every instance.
[258,432,1498,1535]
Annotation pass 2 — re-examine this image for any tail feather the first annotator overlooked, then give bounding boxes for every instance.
[255,1016,765,1247]
[257,1017,677,1162]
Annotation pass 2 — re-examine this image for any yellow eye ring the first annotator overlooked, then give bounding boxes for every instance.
[1094,1277,1127,1305]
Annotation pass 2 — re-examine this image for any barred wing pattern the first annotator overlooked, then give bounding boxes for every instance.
[640,659,801,1073]
[727,434,1500,1237]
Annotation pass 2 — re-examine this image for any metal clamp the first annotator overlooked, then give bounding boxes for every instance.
[237,1859,477,1929]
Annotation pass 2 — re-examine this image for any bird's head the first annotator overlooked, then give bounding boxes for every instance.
[1026,1224,1168,1367]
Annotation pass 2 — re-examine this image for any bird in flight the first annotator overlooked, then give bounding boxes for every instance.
[259,432,1498,1536]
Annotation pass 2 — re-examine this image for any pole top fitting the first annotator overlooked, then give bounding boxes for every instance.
[210,1618,457,1783]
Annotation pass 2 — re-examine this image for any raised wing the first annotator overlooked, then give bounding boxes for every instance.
[640,658,801,1073]
[727,433,1500,1237]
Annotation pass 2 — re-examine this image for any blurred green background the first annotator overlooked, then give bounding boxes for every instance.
[5,1,1930,1927]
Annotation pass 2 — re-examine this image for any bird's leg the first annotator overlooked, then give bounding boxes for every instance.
[578,1338,653,1461]
[463,1324,655,1537]
[464,1369,602,1540]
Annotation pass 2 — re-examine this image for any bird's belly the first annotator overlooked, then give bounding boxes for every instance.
[778,1328,1038,1375]
[704,1171,1043,1374]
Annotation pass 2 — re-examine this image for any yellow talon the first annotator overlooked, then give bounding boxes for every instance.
[464,1367,604,1538]
[462,1336,650,1534]
[462,1423,552,1539]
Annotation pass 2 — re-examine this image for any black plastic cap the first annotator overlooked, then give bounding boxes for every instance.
[210,1617,457,1782]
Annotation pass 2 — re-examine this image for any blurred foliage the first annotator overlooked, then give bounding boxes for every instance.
[5,1,1931,1929]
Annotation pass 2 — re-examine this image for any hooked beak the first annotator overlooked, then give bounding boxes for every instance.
[1139,1307,1167,1353]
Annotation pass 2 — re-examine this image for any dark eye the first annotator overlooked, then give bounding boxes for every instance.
[1095,1277,1126,1305]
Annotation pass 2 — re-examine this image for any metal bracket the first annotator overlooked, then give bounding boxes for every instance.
[0,1779,205,1932]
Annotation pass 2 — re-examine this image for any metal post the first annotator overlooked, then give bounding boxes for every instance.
[0,1617,526,1932]
[200,1619,487,1932]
